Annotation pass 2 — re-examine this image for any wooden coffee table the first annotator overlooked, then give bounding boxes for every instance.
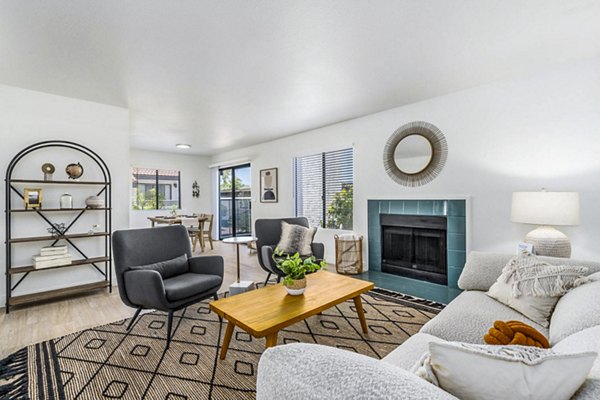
[209,270,374,360]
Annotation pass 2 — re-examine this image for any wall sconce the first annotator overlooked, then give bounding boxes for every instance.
[192,180,200,198]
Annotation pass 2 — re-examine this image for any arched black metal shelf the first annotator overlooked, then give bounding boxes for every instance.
[5,140,112,313]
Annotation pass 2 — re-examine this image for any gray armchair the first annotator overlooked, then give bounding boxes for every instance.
[255,217,325,285]
[112,225,224,347]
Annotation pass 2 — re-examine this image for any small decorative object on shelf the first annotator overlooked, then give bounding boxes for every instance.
[273,249,326,295]
[60,193,73,209]
[65,162,84,179]
[192,180,200,198]
[47,222,66,238]
[85,195,105,208]
[24,188,42,209]
[88,224,101,235]
[41,163,55,181]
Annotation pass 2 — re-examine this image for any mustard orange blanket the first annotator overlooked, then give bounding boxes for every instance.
[484,320,550,348]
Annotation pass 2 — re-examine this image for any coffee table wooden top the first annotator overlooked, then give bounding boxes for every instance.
[209,270,374,337]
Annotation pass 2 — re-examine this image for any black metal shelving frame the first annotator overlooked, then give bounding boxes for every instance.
[4,140,112,313]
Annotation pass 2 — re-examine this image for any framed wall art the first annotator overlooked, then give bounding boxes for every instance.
[260,168,278,203]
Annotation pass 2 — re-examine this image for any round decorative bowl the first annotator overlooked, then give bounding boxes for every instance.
[85,195,105,208]
[66,162,84,179]
[284,278,306,296]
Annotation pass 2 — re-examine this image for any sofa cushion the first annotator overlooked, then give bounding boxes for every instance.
[425,341,596,400]
[382,332,447,371]
[129,253,189,279]
[256,343,457,400]
[163,273,222,301]
[550,275,600,345]
[458,251,600,291]
[553,325,600,400]
[420,291,548,343]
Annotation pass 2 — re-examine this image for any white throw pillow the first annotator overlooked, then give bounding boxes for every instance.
[550,275,600,345]
[276,221,317,257]
[486,252,588,327]
[425,342,596,400]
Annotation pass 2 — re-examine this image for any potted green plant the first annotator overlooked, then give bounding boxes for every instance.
[273,249,326,295]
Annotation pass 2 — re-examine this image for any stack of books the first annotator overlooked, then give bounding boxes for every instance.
[33,245,72,269]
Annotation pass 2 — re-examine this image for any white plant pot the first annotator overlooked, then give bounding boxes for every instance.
[284,278,306,296]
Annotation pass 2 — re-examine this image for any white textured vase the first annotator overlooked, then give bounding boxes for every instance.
[525,226,571,258]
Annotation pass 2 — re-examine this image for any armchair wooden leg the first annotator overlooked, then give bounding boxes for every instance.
[213,293,219,301]
[166,310,174,348]
[264,273,272,286]
[276,275,281,284]
[127,306,142,331]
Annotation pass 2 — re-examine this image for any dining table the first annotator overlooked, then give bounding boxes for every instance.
[148,215,209,252]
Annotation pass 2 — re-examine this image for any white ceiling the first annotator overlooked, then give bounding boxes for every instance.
[1,0,600,155]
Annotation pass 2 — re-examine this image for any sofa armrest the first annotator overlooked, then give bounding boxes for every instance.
[311,242,325,261]
[188,255,224,278]
[257,343,456,400]
[260,245,278,273]
[124,269,168,310]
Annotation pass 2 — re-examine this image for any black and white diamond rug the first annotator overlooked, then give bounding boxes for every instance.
[0,289,442,400]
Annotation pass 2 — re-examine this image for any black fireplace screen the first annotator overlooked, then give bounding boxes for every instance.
[380,214,447,285]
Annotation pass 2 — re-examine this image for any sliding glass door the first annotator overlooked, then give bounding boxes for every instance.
[219,164,251,239]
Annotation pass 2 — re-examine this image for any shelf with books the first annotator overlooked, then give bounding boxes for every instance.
[8,256,111,275]
[5,140,112,313]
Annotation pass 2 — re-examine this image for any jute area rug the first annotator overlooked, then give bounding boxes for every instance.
[0,288,443,400]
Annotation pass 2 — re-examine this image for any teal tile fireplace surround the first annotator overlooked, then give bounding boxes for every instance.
[364,199,467,304]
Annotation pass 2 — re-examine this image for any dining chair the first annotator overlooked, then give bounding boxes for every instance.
[199,213,215,250]
[182,216,204,253]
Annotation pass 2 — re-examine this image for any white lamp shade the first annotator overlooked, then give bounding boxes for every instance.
[511,192,580,226]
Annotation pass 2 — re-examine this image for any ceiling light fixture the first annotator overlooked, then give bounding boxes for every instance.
[176,144,192,149]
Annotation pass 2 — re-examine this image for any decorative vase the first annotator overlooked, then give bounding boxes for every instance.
[85,195,105,208]
[284,278,306,296]
[60,194,73,209]
[65,162,84,179]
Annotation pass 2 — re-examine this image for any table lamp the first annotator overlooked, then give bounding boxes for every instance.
[510,191,579,258]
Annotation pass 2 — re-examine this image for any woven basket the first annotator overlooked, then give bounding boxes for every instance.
[335,235,363,275]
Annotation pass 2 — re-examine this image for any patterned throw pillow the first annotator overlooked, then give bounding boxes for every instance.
[412,341,596,400]
[486,251,588,327]
[276,221,317,257]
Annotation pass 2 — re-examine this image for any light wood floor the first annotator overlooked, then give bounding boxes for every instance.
[0,240,269,359]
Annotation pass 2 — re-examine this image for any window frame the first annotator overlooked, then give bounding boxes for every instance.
[293,147,354,230]
[131,168,182,210]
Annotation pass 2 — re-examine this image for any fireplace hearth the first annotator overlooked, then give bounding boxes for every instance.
[380,214,447,285]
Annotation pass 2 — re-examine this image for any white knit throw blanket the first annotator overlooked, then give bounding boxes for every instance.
[498,252,589,297]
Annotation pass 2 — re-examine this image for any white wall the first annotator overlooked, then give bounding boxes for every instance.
[0,84,131,306]
[129,149,212,228]
[210,57,600,265]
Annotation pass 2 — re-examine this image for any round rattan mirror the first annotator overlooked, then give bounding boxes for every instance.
[383,121,447,187]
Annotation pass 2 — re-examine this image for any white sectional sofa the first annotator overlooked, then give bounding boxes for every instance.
[256,252,600,400]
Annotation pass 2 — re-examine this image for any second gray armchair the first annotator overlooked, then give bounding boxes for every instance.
[255,217,325,285]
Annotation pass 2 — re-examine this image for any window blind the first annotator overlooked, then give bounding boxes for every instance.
[294,148,353,229]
